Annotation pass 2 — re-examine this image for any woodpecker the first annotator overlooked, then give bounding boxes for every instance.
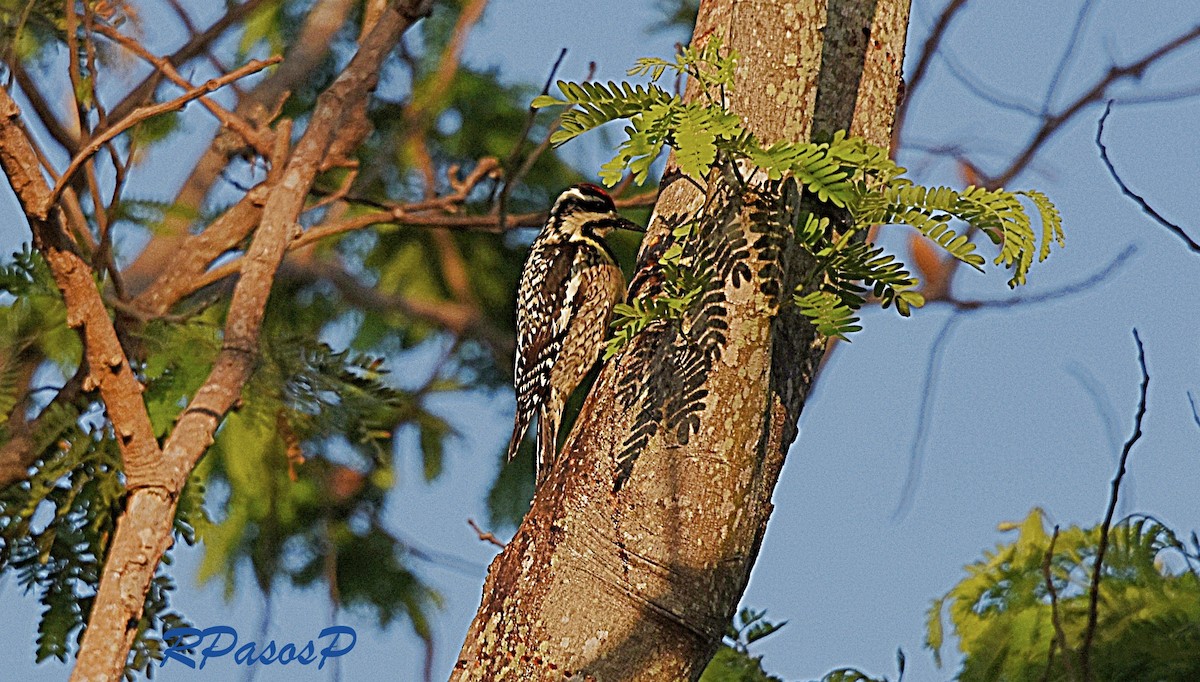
[507,183,641,484]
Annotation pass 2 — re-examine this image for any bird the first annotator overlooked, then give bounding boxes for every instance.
[506,183,641,485]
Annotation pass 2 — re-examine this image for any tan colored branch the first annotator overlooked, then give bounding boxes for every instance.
[131,187,269,316]
[92,22,273,157]
[0,88,164,488]
[177,158,508,301]
[121,0,361,296]
[183,186,657,303]
[44,56,282,218]
[68,4,433,678]
[105,0,274,122]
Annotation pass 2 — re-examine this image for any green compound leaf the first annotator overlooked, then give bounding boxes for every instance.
[551,41,1062,347]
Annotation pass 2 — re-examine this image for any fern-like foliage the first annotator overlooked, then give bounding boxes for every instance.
[534,44,1063,342]
[927,508,1200,681]
[193,321,443,635]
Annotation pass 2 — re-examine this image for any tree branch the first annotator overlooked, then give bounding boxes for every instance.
[92,21,273,157]
[1079,328,1148,682]
[44,56,281,218]
[68,3,433,679]
[1095,101,1200,253]
[989,23,1200,187]
[1042,525,1079,682]
[104,0,274,122]
[0,88,163,487]
[891,0,969,148]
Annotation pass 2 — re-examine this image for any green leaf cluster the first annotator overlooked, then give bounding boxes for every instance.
[534,45,1063,343]
[193,324,447,643]
[605,221,706,358]
[928,508,1200,681]
[700,608,787,682]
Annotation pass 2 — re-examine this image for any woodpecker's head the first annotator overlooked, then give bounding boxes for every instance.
[546,183,642,240]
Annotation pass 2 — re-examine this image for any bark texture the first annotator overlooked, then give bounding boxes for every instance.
[452,1,910,680]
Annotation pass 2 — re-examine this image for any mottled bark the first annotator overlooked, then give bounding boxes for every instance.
[452,1,910,680]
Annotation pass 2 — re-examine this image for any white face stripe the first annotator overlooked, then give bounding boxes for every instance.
[551,187,593,215]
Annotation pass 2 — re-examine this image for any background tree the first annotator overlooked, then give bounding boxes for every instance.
[0,0,645,678]
[1,1,1198,681]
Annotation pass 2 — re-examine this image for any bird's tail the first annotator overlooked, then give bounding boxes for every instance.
[535,407,558,485]
[506,407,533,462]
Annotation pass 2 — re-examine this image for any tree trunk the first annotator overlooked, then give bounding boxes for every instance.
[452,0,911,679]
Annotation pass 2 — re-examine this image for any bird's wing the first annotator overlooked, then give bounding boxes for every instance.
[508,241,579,459]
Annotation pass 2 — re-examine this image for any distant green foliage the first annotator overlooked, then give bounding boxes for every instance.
[928,508,1200,681]
[534,42,1063,344]
[0,398,193,680]
[4,0,605,670]
[700,608,787,682]
[194,323,444,638]
[700,608,900,682]
[0,0,63,61]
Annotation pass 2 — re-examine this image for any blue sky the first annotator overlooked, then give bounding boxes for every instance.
[2,1,1200,680]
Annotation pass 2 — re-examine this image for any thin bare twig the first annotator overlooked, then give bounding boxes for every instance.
[1042,525,1079,682]
[1041,0,1095,116]
[892,244,1137,518]
[105,0,274,123]
[92,22,273,157]
[495,47,568,214]
[1079,329,1148,681]
[989,23,1200,187]
[891,0,970,147]
[184,185,657,299]
[952,243,1137,311]
[44,56,282,217]
[468,518,505,548]
[1095,101,1200,253]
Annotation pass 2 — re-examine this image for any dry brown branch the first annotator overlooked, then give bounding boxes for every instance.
[0,88,163,487]
[121,0,359,294]
[497,47,567,195]
[92,21,273,157]
[468,518,505,548]
[1042,525,1079,681]
[179,158,507,298]
[130,186,268,316]
[182,183,657,303]
[988,23,1200,187]
[105,0,274,122]
[44,56,281,217]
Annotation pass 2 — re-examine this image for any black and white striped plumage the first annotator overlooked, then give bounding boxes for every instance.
[507,184,637,484]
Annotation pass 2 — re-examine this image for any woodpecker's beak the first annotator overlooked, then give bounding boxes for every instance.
[610,212,645,233]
